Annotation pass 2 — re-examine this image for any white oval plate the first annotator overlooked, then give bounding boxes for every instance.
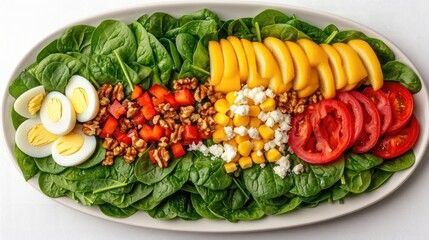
[2,1,428,233]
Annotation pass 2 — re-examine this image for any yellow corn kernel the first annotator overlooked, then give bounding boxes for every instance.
[226,92,237,105]
[248,98,255,105]
[251,139,265,151]
[214,112,230,126]
[238,140,253,157]
[215,124,224,130]
[213,128,227,143]
[239,156,253,169]
[249,106,261,117]
[224,138,238,147]
[265,148,282,162]
[251,151,265,164]
[259,124,274,140]
[249,117,262,128]
[227,119,234,127]
[214,99,230,114]
[231,154,240,163]
[235,134,250,144]
[224,162,237,173]
[260,98,276,112]
[233,115,250,127]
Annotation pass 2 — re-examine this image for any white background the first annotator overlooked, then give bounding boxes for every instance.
[1,0,429,239]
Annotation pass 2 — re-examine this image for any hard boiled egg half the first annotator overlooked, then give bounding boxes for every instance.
[51,125,96,166]
[13,86,46,118]
[40,91,76,135]
[65,75,99,122]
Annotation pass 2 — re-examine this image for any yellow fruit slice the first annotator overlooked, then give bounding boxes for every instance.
[214,39,241,93]
[263,37,294,91]
[253,42,286,93]
[208,41,224,86]
[298,68,320,98]
[227,36,249,83]
[285,41,311,91]
[340,83,359,92]
[320,43,348,90]
[348,39,383,90]
[241,39,270,88]
[317,60,336,99]
[296,39,327,67]
[332,42,368,85]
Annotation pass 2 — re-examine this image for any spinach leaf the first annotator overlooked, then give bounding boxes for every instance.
[131,192,160,211]
[110,157,137,184]
[366,169,394,192]
[382,61,422,93]
[176,33,197,61]
[67,191,104,206]
[34,156,67,174]
[146,198,177,220]
[178,20,218,39]
[310,156,344,189]
[57,25,95,54]
[190,155,232,190]
[169,191,202,220]
[134,151,180,185]
[208,199,265,222]
[14,144,38,181]
[61,165,110,181]
[143,12,179,38]
[260,24,301,41]
[340,169,372,193]
[36,39,60,63]
[87,54,120,85]
[332,30,366,43]
[50,174,128,194]
[242,163,293,200]
[252,9,290,28]
[180,9,220,26]
[323,24,339,36]
[91,20,136,63]
[38,173,68,198]
[192,32,217,82]
[76,139,106,169]
[332,187,349,201]
[378,150,415,172]
[177,59,194,79]
[41,62,70,93]
[159,38,182,70]
[9,69,40,98]
[276,196,302,215]
[11,107,27,130]
[286,19,328,43]
[345,153,383,171]
[99,204,137,218]
[194,185,227,203]
[191,193,221,219]
[131,22,155,66]
[148,32,174,84]
[227,18,255,40]
[35,53,83,82]
[99,183,153,208]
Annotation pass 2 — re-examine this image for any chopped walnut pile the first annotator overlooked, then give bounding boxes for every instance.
[276,90,323,114]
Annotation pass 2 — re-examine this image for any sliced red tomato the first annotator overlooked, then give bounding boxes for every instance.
[288,99,352,164]
[349,91,381,153]
[373,115,419,159]
[382,82,414,134]
[336,91,364,148]
[362,87,392,135]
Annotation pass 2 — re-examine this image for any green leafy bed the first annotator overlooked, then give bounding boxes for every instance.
[9,9,418,221]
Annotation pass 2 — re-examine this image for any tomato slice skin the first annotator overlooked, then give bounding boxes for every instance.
[362,87,392,135]
[288,99,352,164]
[336,91,364,148]
[382,82,413,134]
[373,115,419,159]
[350,91,381,153]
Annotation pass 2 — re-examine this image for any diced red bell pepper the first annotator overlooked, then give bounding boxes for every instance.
[182,125,198,140]
[139,124,153,142]
[99,116,118,138]
[148,149,157,164]
[164,128,172,138]
[113,130,132,145]
[163,92,179,109]
[182,138,202,146]
[131,85,143,100]
[174,89,195,106]
[199,131,211,139]
[149,84,169,99]
[150,125,165,141]
[152,97,165,107]
[127,129,139,139]
[108,100,127,119]
[171,142,186,158]
[137,92,152,107]
[141,103,157,121]
[132,111,146,125]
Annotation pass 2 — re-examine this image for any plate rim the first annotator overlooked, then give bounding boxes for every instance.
[2,0,428,232]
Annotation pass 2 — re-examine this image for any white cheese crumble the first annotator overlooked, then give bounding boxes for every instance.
[253,91,267,105]
[188,141,209,156]
[233,105,249,116]
[224,126,235,140]
[265,88,275,98]
[221,144,237,163]
[234,126,248,136]
[260,163,266,168]
[248,127,260,139]
[234,91,248,105]
[209,144,224,158]
[256,150,263,157]
[292,163,304,175]
[265,117,275,127]
[273,155,291,179]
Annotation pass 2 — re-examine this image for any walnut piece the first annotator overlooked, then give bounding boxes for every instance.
[98,84,113,99]
[173,77,199,90]
[277,90,323,114]
[124,147,138,163]
[170,124,184,144]
[198,102,216,117]
[102,138,119,150]
[153,147,170,168]
[179,106,195,125]
[197,116,215,136]
[82,120,101,136]
[112,83,124,102]
[102,151,114,166]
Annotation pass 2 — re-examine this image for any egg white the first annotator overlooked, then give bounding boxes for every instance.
[15,118,55,158]
[40,91,76,135]
[51,125,96,167]
[13,86,45,118]
[65,75,99,122]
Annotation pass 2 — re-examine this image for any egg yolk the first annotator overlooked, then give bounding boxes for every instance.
[47,98,62,122]
[27,93,44,116]
[27,124,58,146]
[55,132,84,156]
[71,88,88,114]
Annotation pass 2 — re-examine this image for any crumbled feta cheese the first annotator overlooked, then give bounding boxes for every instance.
[233,105,250,116]
[209,144,224,158]
[274,129,287,145]
[277,155,291,168]
[264,140,276,151]
[248,127,260,139]
[188,141,209,156]
[270,110,284,122]
[265,117,275,127]
[260,163,266,168]
[224,126,235,140]
[256,150,263,157]
[279,120,291,132]
[273,155,291,179]
[253,91,267,105]
[265,88,276,98]
[234,91,248,105]
[273,165,288,179]
[258,111,269,122]
[234,126,248,136]
[292,163,304,175]
[221,144,237,163]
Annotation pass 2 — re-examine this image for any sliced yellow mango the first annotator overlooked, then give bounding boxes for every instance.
[227,36,249,83]
[348,39,383,90]
[208,41,224,86]
[320,43,348,90]
[332,42,368,85]
[241,39,270,88]
[214,39,241,93]
[285,41,311,91]
[340,83,359,92]
[298,68,320,98]
[263,37,294,91]
[317,60,336,99]
[253,42,286,93]
[296,39,327,67]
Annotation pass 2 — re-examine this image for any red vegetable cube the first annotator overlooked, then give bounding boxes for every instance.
[174,89,195,106]
[150,125,165,141]
[182,125,198,140]
[132,111,146,125]
[141,103,157,121]
[113,130,132,145]
[131,85,143,100]
[99,116,118,138]
[139,124,153,142]
[137,92,152,107]
[171,142,186,158]
[163,92,179,109]
[148,149,157,164]
[149,84,169,99]
[108,100,127,119]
